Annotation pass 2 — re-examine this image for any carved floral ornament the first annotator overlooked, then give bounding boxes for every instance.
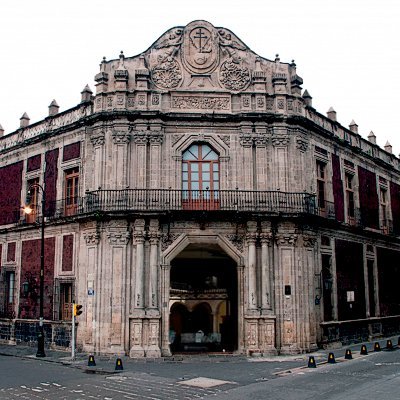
[151,55,182,89]
[219,58,251,91]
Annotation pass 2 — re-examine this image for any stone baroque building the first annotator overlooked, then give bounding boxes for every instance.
[0,20,399,356]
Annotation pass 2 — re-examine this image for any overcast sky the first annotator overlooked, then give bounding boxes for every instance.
[1,0,399,155]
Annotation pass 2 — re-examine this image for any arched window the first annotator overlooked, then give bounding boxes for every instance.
[182,143,219,208]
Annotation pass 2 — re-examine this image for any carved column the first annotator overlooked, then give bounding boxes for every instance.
[246,231,258,312]
[260,224,273,312]
[161,264,172,356]
[90,130,105,190]
[148,220,161,311]
[130,219,146,357]
[133,219,146,310]
[112,130,131,189]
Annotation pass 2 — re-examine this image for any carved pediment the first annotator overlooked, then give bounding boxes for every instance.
[94,20,303,112]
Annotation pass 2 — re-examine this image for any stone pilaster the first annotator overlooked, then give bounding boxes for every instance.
[132,129,147,188]
[112,130,131,189]
[274,223,298,354]
[106,222,131,353]
[148,122,164,189]
[82,229,101,352]
[90,129,105,190]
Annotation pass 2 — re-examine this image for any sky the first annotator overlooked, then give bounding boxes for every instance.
[1,0,399,154]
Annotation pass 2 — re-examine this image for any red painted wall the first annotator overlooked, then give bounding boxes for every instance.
[0,161,23,225]
[62,142,80,162]
[332,154,344,222]
[335,239,366,321]
[390,181,400,234]
[27,154,42,172]
[44,149,59,217]
[7,242,16,262]
[358,166,379,229]
[62,235,73,272]
[19,238,55,320]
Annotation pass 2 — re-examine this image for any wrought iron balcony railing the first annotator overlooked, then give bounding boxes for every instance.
[45,189,317,217]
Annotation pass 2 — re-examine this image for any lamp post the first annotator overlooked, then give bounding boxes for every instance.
[24,183,46,358]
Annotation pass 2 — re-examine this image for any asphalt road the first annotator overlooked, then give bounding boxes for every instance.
[0,349,399,399]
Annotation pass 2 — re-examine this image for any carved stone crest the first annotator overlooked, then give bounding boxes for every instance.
[182,21,219,74]
[219,58,251,91]
[151,55,182,89]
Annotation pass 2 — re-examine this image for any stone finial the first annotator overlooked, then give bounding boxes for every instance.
[20,112,30,128]
[384,141,392,154]
[349,120,358,133]
[81,84,93,102]
[368,131,376,144]
[327,107,336,121]
[302,89,312,107]
[48,99,59,116]
[275,54,280,62]
[0,124,4,137]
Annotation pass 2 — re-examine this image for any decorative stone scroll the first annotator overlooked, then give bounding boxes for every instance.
[275,233,298,246]
[171,95,230,111]
[161,233,181,251]
[84,231,100,246]
[271,135,290,147]
[112,131,131,144]
[90,132,105,147]
[296,137,308,152]
[107,229,131,246]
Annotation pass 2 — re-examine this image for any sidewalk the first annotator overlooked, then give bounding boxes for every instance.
[0,335,398,375]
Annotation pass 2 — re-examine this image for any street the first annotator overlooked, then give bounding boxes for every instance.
[0,348,399,399]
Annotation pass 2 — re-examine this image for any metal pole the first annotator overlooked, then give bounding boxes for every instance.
[71,301,75,360]
[36,185,46,357]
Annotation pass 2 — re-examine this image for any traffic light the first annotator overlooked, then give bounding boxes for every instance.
[74,304,83,317]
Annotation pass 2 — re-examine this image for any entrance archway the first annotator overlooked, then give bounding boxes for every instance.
[169,242,238,353]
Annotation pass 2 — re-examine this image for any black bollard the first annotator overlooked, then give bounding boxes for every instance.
[308,356,317,368]
[360,344,368,355]
[345,349,353,360]
[115,358,123,371]
[88,355,96,366]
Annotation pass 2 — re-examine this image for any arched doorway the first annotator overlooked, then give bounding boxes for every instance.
[169,242,238,353]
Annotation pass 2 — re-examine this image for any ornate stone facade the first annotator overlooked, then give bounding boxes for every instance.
[1,20,400,358]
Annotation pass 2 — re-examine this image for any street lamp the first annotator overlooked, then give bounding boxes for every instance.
[23,183,46,358]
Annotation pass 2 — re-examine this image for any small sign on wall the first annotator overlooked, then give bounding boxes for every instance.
[88,289,95,296]
[347,291,355,302]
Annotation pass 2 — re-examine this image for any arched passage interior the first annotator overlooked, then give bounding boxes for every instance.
[169,243,238,353]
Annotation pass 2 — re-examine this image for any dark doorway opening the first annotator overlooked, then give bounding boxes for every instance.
[169,243,238,353]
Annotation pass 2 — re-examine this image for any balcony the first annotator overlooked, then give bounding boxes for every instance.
[46,189,316,218]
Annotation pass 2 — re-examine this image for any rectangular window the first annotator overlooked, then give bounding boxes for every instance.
[64,167,79,216]
[345,173,355,223]
[316,161,326,210]
[1,271,16,318]
[380,187,388,232]
[26,177,39,223]
[59,282,73,321]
